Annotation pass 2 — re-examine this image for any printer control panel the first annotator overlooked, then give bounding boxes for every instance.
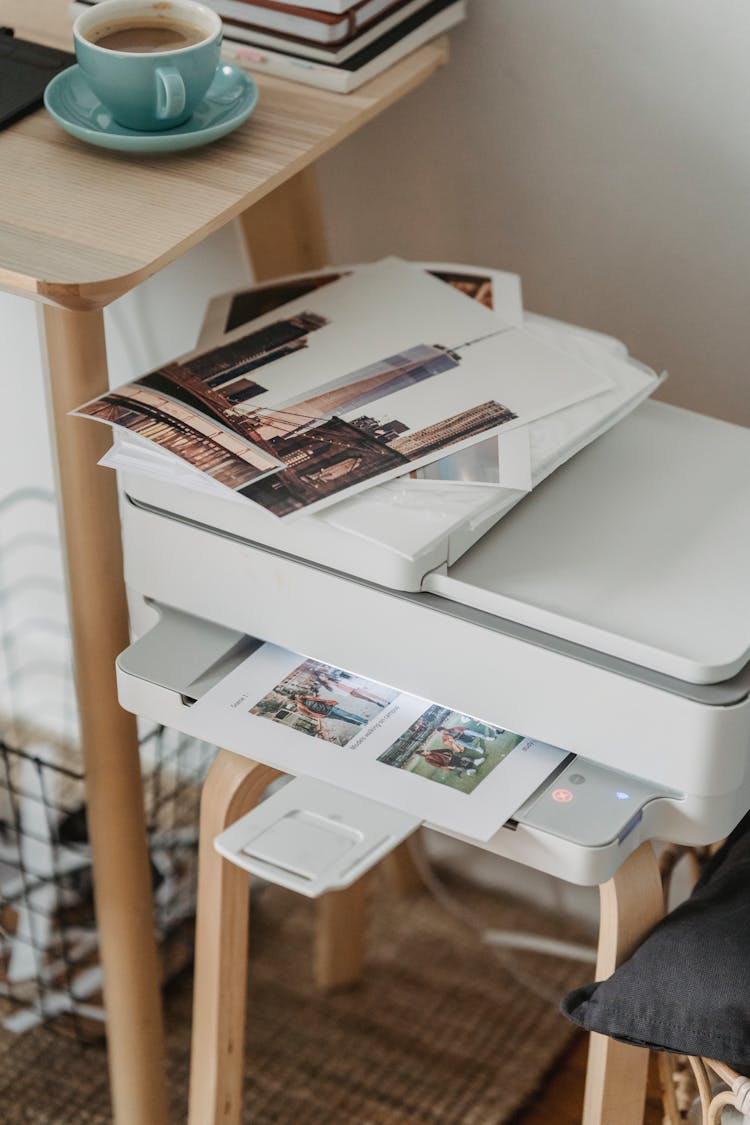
[516,760,680,847]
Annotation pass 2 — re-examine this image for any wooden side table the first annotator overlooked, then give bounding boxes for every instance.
[0,15,448,1120]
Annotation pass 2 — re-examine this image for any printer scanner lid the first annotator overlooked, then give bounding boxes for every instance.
[425,401,750,686]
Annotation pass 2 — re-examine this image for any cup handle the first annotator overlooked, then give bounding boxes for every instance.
[155,66,186,122]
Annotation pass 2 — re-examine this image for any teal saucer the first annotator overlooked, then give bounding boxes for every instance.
[44,63,258,153]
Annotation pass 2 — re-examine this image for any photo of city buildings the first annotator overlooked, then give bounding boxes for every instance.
[387,401,516,458]
[238,399,515,516]
[79,382,281,489]
[225,271,348,333]
[269,343,462,422]
[430,269,495,309]
[239,416,410,516]
[78,280,521,517]
[237,340,516,515]
[77,311,331,489]
[185,311,327,390]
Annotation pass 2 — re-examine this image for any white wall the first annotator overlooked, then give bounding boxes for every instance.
[318,0,750,426]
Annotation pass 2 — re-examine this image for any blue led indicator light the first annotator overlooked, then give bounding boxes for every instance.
[615,791,630,801]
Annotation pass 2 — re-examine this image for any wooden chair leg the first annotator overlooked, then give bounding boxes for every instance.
[188,751,281,1125]
[314,872,370,991]
[582,841,665,1125]
[316,830,428,989]
[188,753,372,1121]
[381,833,425,898]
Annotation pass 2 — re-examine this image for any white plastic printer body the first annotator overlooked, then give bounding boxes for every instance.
[116,399,750,891]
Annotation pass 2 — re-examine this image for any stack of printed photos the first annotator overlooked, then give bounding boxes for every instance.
[70,0,467,91]
[82,257,660,521]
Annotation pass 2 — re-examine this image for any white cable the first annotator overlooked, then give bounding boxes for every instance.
[483,929,596,963]
[407,836,596,1005]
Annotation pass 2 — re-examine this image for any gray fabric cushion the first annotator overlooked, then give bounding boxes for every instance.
[561,811,750,1072]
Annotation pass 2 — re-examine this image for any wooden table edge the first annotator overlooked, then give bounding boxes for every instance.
[0,39,449,311]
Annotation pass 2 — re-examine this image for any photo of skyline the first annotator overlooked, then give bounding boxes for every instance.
[79,382,281,489]
[431,269,495,309]
[80,303,517,518]
[225,271,348,333]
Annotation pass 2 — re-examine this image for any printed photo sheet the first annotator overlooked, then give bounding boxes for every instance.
[102,262,525,496]
[186,643,568,840]
[76,258,613,519]
[196,261,525,351]
[102,264,657,508]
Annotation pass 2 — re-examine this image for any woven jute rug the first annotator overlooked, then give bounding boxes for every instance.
[0,871,591,1123]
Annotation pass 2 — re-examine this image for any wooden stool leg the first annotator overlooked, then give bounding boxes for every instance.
[381,834,425,899]
[188,751,280,1125]
[582,841,665,1125]
[314,872,370,991]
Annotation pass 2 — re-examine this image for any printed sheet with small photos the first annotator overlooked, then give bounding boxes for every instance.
[187,641,566,839]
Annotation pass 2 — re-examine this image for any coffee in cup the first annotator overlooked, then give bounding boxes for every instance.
[73,0,223,132]
[86,18,209,54]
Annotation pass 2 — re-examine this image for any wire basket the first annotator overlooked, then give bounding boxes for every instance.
[0,488,214,1041]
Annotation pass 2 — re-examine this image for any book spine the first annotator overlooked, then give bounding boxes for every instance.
[221,0,432,62]
[221,36,349,90]
[218,18,339,59]
[72,0,358,11]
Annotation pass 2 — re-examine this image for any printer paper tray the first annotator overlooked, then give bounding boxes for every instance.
[117,605,750,888]
[118,604,568,843]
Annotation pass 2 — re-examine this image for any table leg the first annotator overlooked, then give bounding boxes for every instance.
[240,166,328,280]
[39,305,170,1124]
[582,841,664,1125]
[188,751,280,1125]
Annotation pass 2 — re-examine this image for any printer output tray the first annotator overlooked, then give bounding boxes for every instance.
[117,604,750,887]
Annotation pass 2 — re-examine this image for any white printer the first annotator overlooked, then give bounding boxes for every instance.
[115,383,750,890]
[107,266,750,894]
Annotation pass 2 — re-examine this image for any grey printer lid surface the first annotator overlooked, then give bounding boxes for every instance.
[125,401,750,688]
[426,402,750,684]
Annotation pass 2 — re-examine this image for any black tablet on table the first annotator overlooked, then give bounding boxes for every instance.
[0,29,74,131]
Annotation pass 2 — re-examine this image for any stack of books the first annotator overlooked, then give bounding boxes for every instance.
[71,0,466,92]
[214,0,465,91]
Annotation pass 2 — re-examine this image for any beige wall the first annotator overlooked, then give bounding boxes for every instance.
[318,0,750,426]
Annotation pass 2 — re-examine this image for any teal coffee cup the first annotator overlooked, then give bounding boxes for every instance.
[74,0,222,131]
